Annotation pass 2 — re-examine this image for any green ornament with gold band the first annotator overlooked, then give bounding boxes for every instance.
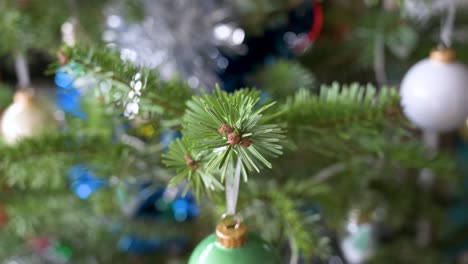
[188,218,281,264]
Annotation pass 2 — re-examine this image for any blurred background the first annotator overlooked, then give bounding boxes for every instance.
[1,0,468,263]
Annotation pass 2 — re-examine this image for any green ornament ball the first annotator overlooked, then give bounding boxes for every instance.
[188,233,281,264]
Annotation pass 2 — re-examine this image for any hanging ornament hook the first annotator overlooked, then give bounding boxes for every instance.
[220,156,246,248]
[14,53,31,90]
[216,213,248,248]
[220,213,243,230]
[225,156,242,216]
[440,0,456,48]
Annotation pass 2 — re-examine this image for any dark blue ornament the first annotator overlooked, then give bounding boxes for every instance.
[160,130,182,151]
[126,184,199,222]
[217,1,314,92]
[132,186,167,219]
[118,236,162,255]
[258,89,271,105]
[55,69,87,119]
[118,236,189,255]
[67,165,108,199]
[56,89,87,119]
[172,193,199,222]
[444,136,468,259]
[55,63,88,119]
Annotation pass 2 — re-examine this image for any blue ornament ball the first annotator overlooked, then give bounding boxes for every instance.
[118,236,162,255]
[56,89,87,119]
[67,165,108,199]
[54,71,75,90]
[160,130,182,150]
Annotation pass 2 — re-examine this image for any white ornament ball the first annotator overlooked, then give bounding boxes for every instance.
[400,50,468,132]
[0,90,56,144]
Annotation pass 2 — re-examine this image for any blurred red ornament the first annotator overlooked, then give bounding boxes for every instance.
[29,237,52,252]
[293,0,323,54]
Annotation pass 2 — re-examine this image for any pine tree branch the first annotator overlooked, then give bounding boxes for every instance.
[267,190,329,260]
[168,88,286,183]
[72,58,185,117]
[252,60,316,99]
[0,133,138,190]
[58,45,193,120]
[278,83,401,129]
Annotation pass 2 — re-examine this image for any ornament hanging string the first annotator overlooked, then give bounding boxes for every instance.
[420,0,457,186]
[14,53,31,89]
[225,157,242,215]
[417,1,454,238]
[440,1,456,48]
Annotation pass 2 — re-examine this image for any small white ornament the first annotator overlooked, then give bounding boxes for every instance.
[400,48,468,132]
[340,210,375,264]
[1,90,56,144]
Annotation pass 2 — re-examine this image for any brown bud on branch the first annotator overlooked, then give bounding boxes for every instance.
[227,132,241,145]
[184,154,199,170]
[218,124,234,136]
[240,138,252,147]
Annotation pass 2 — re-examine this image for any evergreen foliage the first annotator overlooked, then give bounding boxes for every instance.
[0,1,466,263]
[0,41,459,262]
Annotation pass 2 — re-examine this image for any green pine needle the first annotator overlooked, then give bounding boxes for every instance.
[183,87,285,181]
[162,138,223,199]
[58,45,193,120]
[253,60,316,99]
[280,82,401,130]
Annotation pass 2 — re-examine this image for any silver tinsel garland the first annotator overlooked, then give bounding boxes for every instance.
[104,0,247,89]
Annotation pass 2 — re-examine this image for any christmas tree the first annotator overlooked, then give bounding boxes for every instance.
[1,0,468,263]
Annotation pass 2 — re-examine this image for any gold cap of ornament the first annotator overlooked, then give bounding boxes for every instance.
[430,47,456,63]
[13,90,34,104]
[216,217,248,248]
